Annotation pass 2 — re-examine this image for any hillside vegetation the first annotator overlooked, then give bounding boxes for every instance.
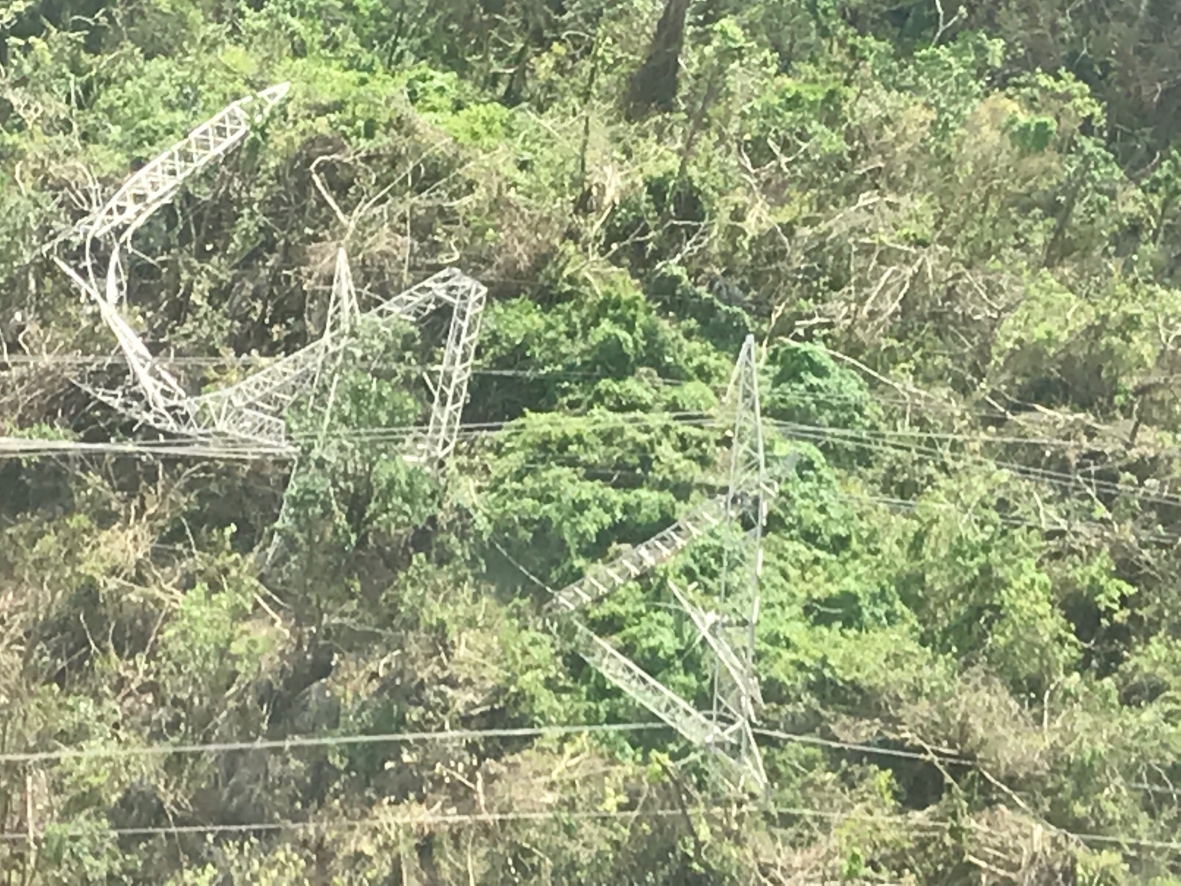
[4,0,1181,882]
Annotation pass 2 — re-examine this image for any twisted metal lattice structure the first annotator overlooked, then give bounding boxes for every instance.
[187,260,486,459]
[36,82,778,793]
[84,84,292,244]
[49,84,486,467]
[709,334,774,789]
[545,336,776,794]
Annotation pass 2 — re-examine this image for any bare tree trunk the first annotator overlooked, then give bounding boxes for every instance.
[626,0,693,120]
[575,33,604,213]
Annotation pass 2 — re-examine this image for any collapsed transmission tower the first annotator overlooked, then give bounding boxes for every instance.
[544,336,776,794]
[44,83,486,467]
[710,334,772,789]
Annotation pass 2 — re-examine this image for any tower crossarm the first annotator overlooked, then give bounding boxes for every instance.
[545,493,729,616]
[566,621,724,748]
[85,83,290,243]
[370,267,471,320]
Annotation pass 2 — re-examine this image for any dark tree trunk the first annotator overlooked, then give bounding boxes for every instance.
[625,0,692,120]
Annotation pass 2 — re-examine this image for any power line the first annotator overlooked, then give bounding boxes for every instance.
[6,418,1180,542]
[3,365,1163,470]
[0,722,1012,798]
[833,491,1181,545]
[0,351,1133,445]
[1042,828,1181,854]
[752,727,973,765]
[775,420,1110,449]
[0,354,693,385]
[0,808,706,842]
[0,706,978,775]
[754,731,1181,854]
[0,412,722,460]
[0,414,1104,459]
[0,651,1167,852]
[6,440,1180,553]
[7,407,1173,513]
[3,346,1158,445]
[0,723,667,765]
[0,804,948,843]
[1,801,1177,857]
[779,422,1181,511]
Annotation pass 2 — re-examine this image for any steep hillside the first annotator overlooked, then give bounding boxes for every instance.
[2,1,1181,882]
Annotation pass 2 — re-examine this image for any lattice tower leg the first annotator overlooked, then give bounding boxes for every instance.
[420,279,487,466]
[325,247,360,337]
[261,328,346,573]
[713,334,770,793]
[53,254,192,433]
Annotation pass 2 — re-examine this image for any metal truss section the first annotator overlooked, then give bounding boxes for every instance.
[70,375,186,438]
[546,494,729,615]
[49,79,487,468]
[51,81,295,443]
[668,582,762,719]
[192,268,486,451]
[85,83,290,243]
[567,621,723,748]
[418,272,486,464]
[713,334,770,728]
[55,253,487,460]
[565,616,765,793]
[325,247,361,339]
[538,336,775,796]
[53,255,190,429]
[192,337,335,447]
[368,266,476,322]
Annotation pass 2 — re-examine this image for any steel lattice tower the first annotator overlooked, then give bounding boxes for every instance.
[36,83,785,792]
[543,334,776,794]
[47,84,487,468]
[711,334,771,790]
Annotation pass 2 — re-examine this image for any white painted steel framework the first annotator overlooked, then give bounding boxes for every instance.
[35,82,782,794]
[546,494,728,615]
[84,84,291,244]
[710,334,772,789]
[187,264,486,459]
[545,335,776,795]
[48,83,487,468]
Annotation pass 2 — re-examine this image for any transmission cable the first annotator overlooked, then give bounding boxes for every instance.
[0,722,668,765]
[779,422,1181,510]
[1,802,1177,856]
[0,804,948,843]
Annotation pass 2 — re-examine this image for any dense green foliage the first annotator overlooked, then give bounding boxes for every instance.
[4,0,1181,882]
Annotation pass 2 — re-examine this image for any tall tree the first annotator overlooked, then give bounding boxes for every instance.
[625,0,692,119]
